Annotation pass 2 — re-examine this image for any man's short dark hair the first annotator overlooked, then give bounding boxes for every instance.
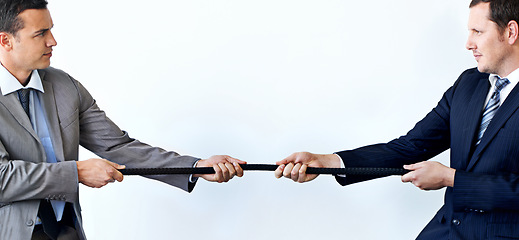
[470,0,519,31]
[0,0,48,35]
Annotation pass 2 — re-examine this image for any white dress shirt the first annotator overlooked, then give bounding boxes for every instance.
[485,68,519,109]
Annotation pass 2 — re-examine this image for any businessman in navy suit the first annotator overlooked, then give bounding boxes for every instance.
[275,0,519,239]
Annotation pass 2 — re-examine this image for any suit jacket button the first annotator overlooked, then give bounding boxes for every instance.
[452,219,461,226]
[26,219,34,226]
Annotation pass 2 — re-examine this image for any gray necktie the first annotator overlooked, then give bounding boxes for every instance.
[17,88,30,119]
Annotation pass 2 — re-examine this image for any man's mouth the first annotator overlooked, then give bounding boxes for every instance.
[473,53,482,61]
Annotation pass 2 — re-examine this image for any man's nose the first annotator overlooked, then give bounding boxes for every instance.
[47,31,57,47]
[466,36,475,50]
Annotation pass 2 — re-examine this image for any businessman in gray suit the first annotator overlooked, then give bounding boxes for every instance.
[0,1,246,239]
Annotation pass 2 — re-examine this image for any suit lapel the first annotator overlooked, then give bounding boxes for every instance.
[0,90,39,140]
[38,70,65,162]
[457,76,490,170]
[468,82,519,171]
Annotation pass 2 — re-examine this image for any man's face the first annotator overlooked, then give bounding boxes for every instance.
[7,8,56,74]
[466,3,510,76]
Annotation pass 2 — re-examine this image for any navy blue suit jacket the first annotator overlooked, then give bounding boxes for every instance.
[336,68,519,239]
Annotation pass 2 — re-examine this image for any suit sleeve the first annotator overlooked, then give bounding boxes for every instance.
[452,169,519,211]
[0,136,79,203]
[70,78,200,192]
[334,71,463,186]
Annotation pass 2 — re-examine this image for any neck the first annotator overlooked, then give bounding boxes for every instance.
[12,70,31,86]
[498,64,519,78]
[0,60,31,86]
[499,47,519,77]
[15,72,31,86]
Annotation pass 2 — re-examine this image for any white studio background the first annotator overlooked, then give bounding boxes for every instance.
[47,0,474,239]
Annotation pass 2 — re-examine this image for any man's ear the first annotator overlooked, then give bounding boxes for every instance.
[0,32,12,50]
[507,20,519,45]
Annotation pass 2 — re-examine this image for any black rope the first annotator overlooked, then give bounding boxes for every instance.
[119,164,409,176]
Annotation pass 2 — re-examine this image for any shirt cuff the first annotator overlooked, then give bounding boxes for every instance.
[189,159,200,183]
[335,153,346,178]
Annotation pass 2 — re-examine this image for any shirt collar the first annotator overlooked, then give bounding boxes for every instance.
[0,64,44,96]
[489,68,519,87]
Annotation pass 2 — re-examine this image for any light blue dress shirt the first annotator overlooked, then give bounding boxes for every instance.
[0,66,65,221]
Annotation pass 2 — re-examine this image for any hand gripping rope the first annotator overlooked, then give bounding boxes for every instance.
[119,164,410,176]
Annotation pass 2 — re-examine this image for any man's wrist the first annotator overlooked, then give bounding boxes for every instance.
[443,167,456,187]
[332,154,346,178]
[189,159,201,183]
[335,154,345,168]
[322,153,341,168]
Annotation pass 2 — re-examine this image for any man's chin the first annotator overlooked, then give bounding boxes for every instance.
[477,65,491,74]
[36,62,51,70]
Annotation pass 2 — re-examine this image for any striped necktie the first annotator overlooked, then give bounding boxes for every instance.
[477,77,510,145]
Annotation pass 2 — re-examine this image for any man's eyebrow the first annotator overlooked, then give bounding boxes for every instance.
[34,25,54,35]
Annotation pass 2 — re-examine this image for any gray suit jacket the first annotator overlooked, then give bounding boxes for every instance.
[0,67,199,239]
